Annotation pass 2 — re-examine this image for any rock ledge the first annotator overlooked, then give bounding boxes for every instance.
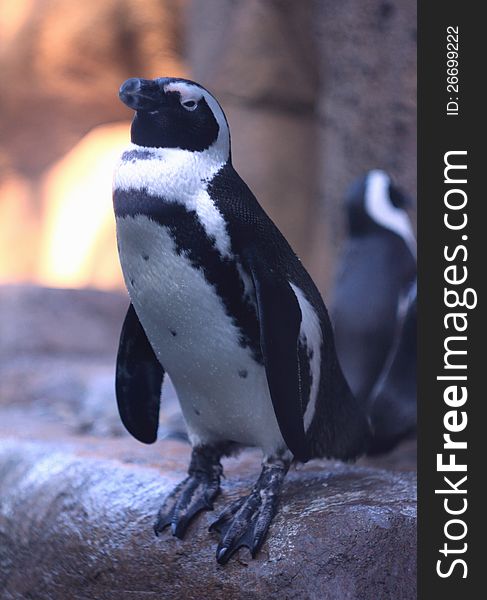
[0,437,416,600]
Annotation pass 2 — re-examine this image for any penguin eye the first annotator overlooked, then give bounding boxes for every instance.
[389,183,407,209]
[181,98,197,111]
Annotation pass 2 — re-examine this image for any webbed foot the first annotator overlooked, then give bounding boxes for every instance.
[209,458,289,564]
[154,445,223,538]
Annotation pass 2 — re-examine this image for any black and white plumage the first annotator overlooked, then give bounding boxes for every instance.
[331,170,417,410]
[113,77,370,564]
[367,281,417,454]
[331,170,416,403]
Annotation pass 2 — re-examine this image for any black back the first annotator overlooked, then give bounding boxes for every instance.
[208,163,371,461]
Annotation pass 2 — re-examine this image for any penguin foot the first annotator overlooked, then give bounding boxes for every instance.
[154,445,223,539]
[209,460,289,565]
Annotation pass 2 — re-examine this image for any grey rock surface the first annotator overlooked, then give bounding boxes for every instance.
[0,284,126,359]
[0,285,185,439]
[0,437,416,600]
[0,285,128,438]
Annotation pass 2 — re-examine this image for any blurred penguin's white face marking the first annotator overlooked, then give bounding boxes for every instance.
[365,170,417,257]
[163,81,230,161]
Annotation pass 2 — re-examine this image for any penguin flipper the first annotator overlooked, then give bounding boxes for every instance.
[244,250,310,462]
[116,303,165,443]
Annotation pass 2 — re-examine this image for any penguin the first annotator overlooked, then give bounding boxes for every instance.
[331,170,417,409]
[113,77,371,565]
[367,281,417,455]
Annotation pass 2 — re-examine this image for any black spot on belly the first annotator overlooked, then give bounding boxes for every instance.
[142,254,150,261]
[114,189,263,363]
[238,369,248,379]
[194,408,201,416]
[169,329,177,337]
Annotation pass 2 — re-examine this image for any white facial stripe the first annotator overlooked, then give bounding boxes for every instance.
[290,283,322,431]
[365,170,417,257]
[164,81,230,161]
[113,143,232,257]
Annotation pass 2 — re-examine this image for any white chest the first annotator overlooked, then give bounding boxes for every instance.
[115,214,285,454]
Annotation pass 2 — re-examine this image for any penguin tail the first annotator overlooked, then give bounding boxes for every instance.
[366,383,417,456]
[306,348,373,461]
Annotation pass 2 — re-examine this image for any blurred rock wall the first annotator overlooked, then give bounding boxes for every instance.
[0,0,185,179]
[312,0,417,289]
[0,0,186,284]
[187,0,416,294]
[0,0,416,293]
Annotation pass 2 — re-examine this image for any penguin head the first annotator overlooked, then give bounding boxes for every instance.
[119,77,230,162]
[346,170,414,242]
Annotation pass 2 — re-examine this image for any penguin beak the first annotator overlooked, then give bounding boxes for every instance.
[119,78,162,111]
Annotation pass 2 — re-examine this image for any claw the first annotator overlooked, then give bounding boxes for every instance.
[217,546,230,564]
[210,461,289,565]
[215,521,261,565]
[154,513,173,536]
[154,474,221,538]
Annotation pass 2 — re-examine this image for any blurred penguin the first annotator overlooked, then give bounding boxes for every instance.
[332,170,416,411]
[367,281,417,454]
